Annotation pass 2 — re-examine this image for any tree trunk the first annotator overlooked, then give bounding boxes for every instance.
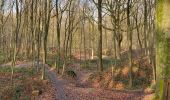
[55,0,61,74]
[144,0,148,56]
[155,0,170,99]
[98,0,103,72]
[41,0,51,80]
[127,0,133,88]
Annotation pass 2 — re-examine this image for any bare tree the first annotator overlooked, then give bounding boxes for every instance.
[98,0,103,72]
[127,0,133,88]
[41,0,52,79]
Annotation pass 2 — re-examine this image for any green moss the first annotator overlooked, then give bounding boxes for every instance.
[165,39,170,76]
[156,0,163,26]
[155,38,170,99]
[155,80,164,100]
[155,0,170,99]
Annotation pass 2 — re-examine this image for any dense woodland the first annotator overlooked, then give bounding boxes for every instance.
[0,0,169,100]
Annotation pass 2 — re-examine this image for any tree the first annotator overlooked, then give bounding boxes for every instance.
[98,0,103,72]
[41,0,52,79]
[61,0,80,75]
[11,0,20,84]
[55,0,62,74]
[155,0,170,99]
[127,0,133,88]
[0,0,4,50]
[104,0,125,60]
[144,0,148,56]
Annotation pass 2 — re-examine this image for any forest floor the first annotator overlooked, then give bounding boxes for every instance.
[0,61,56,100]
[52,63,153,100]
[0,61,153,100]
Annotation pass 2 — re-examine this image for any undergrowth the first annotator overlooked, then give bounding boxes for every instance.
[0,67,36,76]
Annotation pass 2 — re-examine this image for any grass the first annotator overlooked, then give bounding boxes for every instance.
[0,67,36,76]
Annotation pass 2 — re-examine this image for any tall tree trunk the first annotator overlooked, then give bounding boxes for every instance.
[91,20,95,59]
[36,3,42,72]
[127,0,133,88]
[42,0,51,80]
[144,0,148,56]
[98,0,103,72]
[55,0,60,73]
[11,0,20,85]
[155,0,170,99]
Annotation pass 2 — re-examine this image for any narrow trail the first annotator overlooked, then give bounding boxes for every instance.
[45,65,67,100]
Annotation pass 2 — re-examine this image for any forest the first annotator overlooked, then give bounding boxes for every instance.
[0,0,169,100]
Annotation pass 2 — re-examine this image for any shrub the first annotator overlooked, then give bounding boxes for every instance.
[67,70,77,78]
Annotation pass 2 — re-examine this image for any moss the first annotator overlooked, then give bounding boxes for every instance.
[156,0,163,27]
[155,31,166,99]
[155,80,164,100]
[155,0,170,99]
[165,39,170,76]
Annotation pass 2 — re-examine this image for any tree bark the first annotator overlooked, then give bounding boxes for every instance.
[155,0,170,99]
[42,0,51,80]
[98,0,103,72]
[127,0,133,88]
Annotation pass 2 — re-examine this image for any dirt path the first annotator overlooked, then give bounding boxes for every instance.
[1,61,153,100]
[45,66,67,100]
